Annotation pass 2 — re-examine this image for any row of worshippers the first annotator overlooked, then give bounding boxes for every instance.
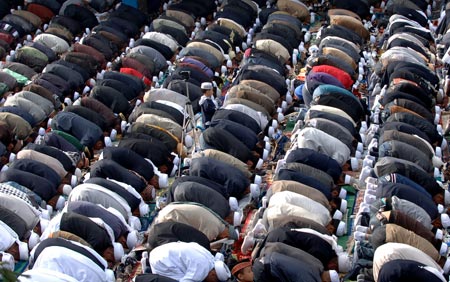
[0,1,185,281]
[229,3,374,280]
[132,1,369,282]
[339,0,450,281]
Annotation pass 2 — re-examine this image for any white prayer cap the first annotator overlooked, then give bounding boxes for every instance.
[64,97,72,106]
[214,260,231,281]
[83,85,91,94]
[201,82,213,90]
[340,199,347,213]
[329,270,339,282]
[110,129,117,141]
[338,252,351,272]
[56,196,66,210]
[126,230,138,249]
[333,210,343,220]
[158,173,169,188]
[8,152,15,163]
[441,213,450,228]
[38,127,46,136]
[335,221,346,236]
[233,211,242,226]
[254,175,262,185]
[250,183,260,198]
[229,197,238,211]
[28,231,40,250]
[104,136,112,147]
[113,242,124,262]
[17,240,28,260]
[0,251,14,271]
[139,203,150,217]
[255,158,264,169]
[63,184,72,196]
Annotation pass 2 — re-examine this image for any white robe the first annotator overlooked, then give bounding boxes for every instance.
[296,127,351,166]
[150,242,214,282]
[31,246,112,282]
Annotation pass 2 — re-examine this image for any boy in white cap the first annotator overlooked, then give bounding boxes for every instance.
[199,82,218,128]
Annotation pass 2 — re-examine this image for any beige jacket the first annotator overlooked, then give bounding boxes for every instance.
[155,203,226,241]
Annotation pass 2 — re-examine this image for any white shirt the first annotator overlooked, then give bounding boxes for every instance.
[269,191,331,223]
[32,246,111,282]
[373,243,443,282]
[150,242,214,282]
[265,202,330,228]
[296,127,350,166]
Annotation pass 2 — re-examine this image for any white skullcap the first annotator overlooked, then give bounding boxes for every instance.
[40,218,49,233]
[241,232,254,254]
[110,129,117,141]
[214,260,231,281]
[139,203,150,217]
[71,175,77,187]
[9,152,15,163]
[104,136,112,147]
[38,127,46,136]
[268,126,275,137]
[263,149,269,160]
[250,183,260,199]
[351,157,359,171]
[444,257,450,274]
[272,119,278,129]
[255,158,264,169]
[28,231,40,250]
[221,65,227,74]
[229,197,238,211]
[158,173,169,188]
[201,82,213,90]
[338,252,351,272]
[254,175,262,185]
[333,210,343,220]
[265,141,271,151]
[233,211,242,226]
[170,164,178,177]
[56,196,66,210]
[339,188,347,199]
[436,229,443,240]
[277,112,284,123]
[286,93,293,104]
[88,78,96,87]
[340,199,348,213]
[0,252,14,271]
[17,240,28,260]
[82,85,91,95]
[126,230,138,249]
[440,242,448,256]
[113,242,124,262]
[336,221,346,236]
[329,270,339,282]
[62,184,72,196]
